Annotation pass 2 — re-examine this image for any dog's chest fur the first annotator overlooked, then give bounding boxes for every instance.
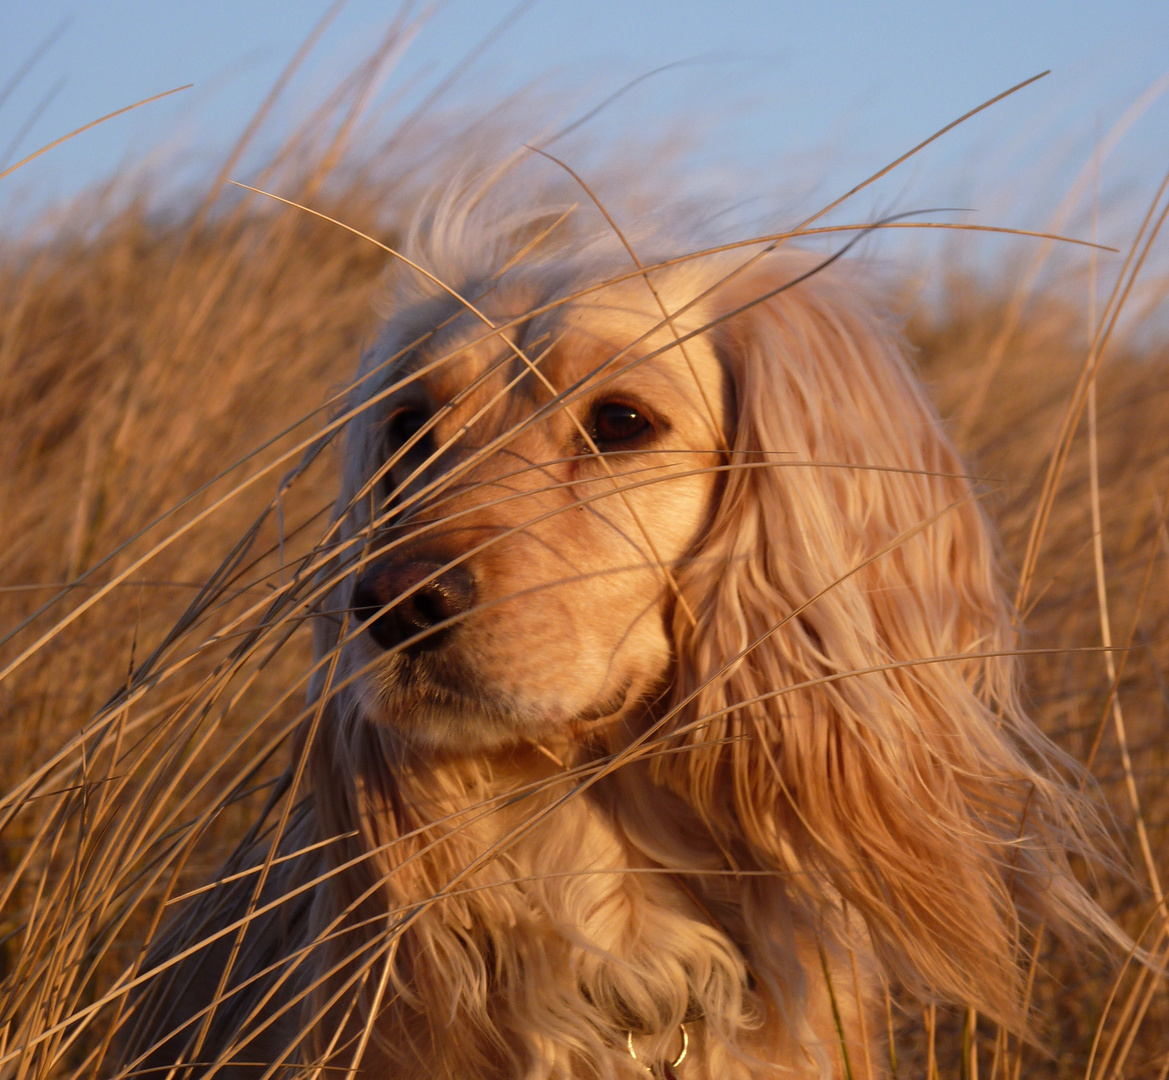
[308,744,861,1080]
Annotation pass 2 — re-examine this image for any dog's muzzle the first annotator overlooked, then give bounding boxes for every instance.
[351,558,476,652]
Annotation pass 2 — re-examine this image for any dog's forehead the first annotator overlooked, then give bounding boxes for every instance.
[409,316,521,405]
[538,276,726,407]
[393,274,717,409]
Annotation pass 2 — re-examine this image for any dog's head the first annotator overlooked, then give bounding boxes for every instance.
[323,253,730,753]
[308,202,1117,1029]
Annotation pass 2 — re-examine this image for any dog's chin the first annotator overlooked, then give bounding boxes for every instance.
[353,651,641,755]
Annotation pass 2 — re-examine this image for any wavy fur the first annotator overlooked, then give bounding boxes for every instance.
[125,174,1118,1080]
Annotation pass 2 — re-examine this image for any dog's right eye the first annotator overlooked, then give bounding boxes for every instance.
[387,407,430,448]
[591,401,652,448]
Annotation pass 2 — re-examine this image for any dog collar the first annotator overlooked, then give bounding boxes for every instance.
[626,1023,688,1078]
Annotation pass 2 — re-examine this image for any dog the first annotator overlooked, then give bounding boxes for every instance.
[123,178,1117,1080]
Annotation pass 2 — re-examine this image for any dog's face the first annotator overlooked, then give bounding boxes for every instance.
[337,275,728,751]
[301,235,1112,1042]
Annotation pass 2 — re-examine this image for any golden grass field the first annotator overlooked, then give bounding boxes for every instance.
[1,28,1168,1080]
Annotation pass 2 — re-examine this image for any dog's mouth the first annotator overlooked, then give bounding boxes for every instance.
[357,648,540,750]
[567,676,640,734]
[376,648,503,710]
[384,650,495,711]
[357,644,640,751]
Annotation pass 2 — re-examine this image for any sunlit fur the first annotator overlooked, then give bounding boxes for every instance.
[126,181,1119,1080]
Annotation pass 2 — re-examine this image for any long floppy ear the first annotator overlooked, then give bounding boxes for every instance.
[655,254,1114,1026]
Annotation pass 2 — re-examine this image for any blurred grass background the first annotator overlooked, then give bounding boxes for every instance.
[1,13,1169,1080]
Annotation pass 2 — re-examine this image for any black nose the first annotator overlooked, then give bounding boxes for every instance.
[351,559,476,652]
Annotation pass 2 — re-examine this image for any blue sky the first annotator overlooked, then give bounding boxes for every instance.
[2,2,1168,248]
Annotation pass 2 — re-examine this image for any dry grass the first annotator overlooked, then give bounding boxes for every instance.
[902,278,1169,1077]
[1,24,1168,1080]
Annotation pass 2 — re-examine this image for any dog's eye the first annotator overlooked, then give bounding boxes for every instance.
[591,402,651,447]
[387,407,430,448]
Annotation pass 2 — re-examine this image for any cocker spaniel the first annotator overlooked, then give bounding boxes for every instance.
[124,180,1116,1080]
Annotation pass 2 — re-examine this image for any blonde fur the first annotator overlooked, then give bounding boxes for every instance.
[124,176,1117,1080]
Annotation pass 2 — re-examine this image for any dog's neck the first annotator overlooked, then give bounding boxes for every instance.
[310,722,802,1077]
